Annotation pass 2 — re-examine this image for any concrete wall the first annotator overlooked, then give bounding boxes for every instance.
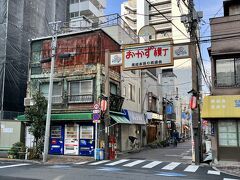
[121,70,142,113]
[120,124,141,152]
[0,120,23,150]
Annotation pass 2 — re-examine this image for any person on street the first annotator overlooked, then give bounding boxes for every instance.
[172,130,179,147]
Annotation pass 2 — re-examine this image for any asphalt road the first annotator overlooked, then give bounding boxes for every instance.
[0,160,239,180]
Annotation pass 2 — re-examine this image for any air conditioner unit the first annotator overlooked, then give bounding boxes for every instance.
[24,98,35,106]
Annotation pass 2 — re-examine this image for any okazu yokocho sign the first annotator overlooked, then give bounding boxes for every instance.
[122,40,173,70]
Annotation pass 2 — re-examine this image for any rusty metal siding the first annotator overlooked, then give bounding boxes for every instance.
[40,30,120,72]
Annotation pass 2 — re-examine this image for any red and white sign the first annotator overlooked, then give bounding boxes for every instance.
[123,40,173,70]
[100,99,107,112]
[93,103,100,110]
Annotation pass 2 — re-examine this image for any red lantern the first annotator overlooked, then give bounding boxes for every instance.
[101,99,107,112]
[190,96,197,109]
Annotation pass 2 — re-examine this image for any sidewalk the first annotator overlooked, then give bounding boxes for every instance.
[0,155,94,165]
[212,161,240,177]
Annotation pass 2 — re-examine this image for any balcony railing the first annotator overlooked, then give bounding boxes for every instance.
[214,75,240,88]
[68,94,93,103]
[62,13,137,41]
[43,96,63,104]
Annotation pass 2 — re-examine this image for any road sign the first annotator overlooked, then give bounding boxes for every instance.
[93,109,100,114]
[93,103,100,110]
[93,113,100,120]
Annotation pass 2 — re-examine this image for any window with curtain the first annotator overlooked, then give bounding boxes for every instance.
[31,41,42,63]
[69,80,93,103]
[40,82,62,103]
[218,120,238,147]
[216,58,240,87]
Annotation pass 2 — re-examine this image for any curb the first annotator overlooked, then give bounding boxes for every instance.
[212,166,240,178]
[0,158,42,164]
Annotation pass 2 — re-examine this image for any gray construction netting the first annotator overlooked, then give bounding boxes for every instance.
[0,0,67,119]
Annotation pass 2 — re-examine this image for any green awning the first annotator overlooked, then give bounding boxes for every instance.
[110,114,131,124]
[17,112,92,122]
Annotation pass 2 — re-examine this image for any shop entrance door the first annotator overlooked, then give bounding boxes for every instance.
[64,124,79,155]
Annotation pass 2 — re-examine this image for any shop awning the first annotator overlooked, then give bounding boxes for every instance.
[146,112,163,120]
[202,95,240,118]
[123,109,146,125]
[16,112,92,122]
[110,114,131,124]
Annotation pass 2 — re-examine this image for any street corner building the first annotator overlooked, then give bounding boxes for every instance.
[202,0,240,163]
[17,29,126,157]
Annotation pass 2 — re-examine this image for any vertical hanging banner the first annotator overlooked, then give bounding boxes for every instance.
[122,39,173,70]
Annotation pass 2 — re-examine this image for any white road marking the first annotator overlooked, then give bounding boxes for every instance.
[106,159,129,166]
[162,162,181,170]
[142,161,162,168]
[207,170,220,175]
[74,161,89,165]
[123,160,145,167]
[184,165,199,172]
[223,178,239,180]
[89,160,110,165]
[0,163,30,169]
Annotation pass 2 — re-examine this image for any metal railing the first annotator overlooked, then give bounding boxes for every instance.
[214,75,240,88]
[68,94,93,103]
[61,13,137,41]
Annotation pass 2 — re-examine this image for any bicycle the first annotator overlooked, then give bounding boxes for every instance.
[129,136,140,151]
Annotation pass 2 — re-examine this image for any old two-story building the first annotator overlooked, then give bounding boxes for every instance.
[202,0,240,162]
[17,29,132,156]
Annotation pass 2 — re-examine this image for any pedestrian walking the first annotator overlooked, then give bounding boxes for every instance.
[172,130,179,147]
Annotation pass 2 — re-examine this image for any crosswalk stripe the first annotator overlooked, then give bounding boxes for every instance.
[0,163,30,169]
[106,159,129,166]
[142,161,162,168]
[184,165,199,172]
[223,178,239,180]
[123,160,146,167]
[89,160,110,165]
[74,161,89,165]
[161,162,181,170]
[207,170,220,175]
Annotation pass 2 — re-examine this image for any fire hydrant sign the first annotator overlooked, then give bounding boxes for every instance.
[123,40,173,70]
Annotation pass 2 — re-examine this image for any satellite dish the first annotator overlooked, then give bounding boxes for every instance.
[138,25,156,42]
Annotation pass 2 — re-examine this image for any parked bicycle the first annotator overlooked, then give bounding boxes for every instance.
[129,136,140,151]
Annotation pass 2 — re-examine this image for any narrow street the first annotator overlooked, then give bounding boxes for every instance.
[0,141,239,180]
[119,140,192,163]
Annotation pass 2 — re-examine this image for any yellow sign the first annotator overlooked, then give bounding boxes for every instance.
[202,95,240,118]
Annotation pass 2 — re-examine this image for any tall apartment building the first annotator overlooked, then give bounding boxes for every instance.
[0,0,68,120]
[68,0,106,28]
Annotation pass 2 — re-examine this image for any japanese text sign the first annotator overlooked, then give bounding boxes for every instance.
[123,40,173,70]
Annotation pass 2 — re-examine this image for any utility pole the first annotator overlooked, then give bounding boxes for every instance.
[181,0,203,165]
[104,50,110,160]
[43,21,61,163]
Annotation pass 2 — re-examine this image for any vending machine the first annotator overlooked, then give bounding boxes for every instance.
[79,126,94,156]
[49,125,64,155]
[64,123,79,155]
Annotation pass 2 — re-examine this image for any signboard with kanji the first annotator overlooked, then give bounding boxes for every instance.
[122,40,173,70]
